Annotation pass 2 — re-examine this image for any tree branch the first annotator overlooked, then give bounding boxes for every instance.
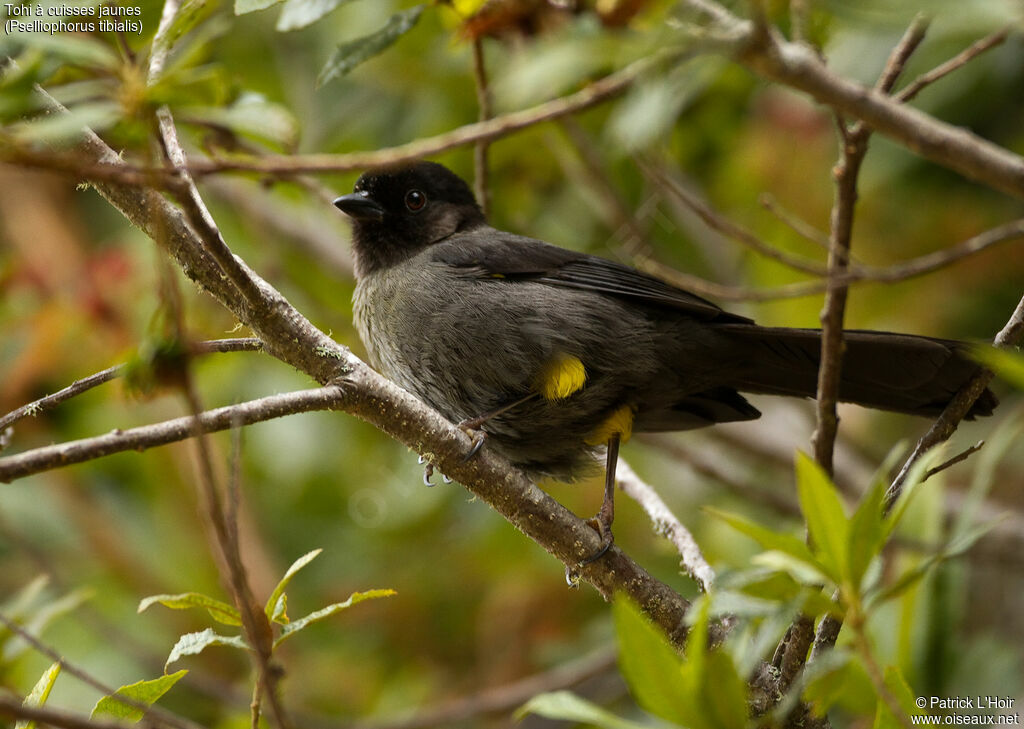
[617,459,715,593]
[0,339,261,438]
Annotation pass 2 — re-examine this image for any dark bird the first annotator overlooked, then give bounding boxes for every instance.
[333,160,996,562]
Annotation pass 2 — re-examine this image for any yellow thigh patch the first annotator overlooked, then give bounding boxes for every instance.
[585,404,635,446]
[535,352,587,401]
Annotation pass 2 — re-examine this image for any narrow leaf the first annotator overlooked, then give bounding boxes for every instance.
[5,32,118,70]
[704,506,818,564]
[235,0,282,15]
[9,103,120,144]
[179,96,299,147]
[138,592,242,626]
[517,691,660,729]
[872,665,924,729]
[91,671,187,722]
[751,550,832,587]
[270,593,289,624]
[274,589,395,647]
[801,650,853,716]
[316,5,424,88]
[275,0,357,30]
[795,451,849,582]
[611,596,687,724]
[165,629,248,670]
[264,548,323,621]
[4,588,92,663]
[884,446,944,537]
[846,475,887,589]
[151,0,217,76]
[16,662,61,729]
[970,344,1024,389]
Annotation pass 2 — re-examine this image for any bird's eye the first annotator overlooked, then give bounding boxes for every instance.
[404,189,426,212]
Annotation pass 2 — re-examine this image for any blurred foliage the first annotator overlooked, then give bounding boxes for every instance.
[1,0,1024,726]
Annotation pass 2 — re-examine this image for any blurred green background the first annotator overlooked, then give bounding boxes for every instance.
[1,0,1023,725]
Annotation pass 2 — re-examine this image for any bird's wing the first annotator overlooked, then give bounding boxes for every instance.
[433,229,751,323]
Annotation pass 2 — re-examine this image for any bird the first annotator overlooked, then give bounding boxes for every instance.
[333,160,997,563]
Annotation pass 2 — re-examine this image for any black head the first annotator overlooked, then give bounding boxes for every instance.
[333,161,486,276]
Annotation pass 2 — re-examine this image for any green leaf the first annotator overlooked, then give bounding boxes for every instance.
[16,662,61,729]
[264,548,322,621]
[3,588,91,663]
[750,550,831,587]
[611,596,687,724]
[872,665,923,729]
[800,650,853,717]
[607,57,726,151]
[316,5,424,88]
[884,446,944,538]
[138,592,242,626]
[866,517,1001,610]
[517,690,661,729]
[846,474,887,589]
[151,0,218,76]
[697,650,748,729]
[704,506,819,565]
[178,95,299,147]
[270,592,289,624]
[274,589,395,647]
[970,344,1024,389]
[4,32,118,70]
[165,629,248,670]
[235,0,282,15]
[8,103,121,144]
[276,0,358,30]
[91,671,188,723]
[795,451,850,582]
[677,598,747,729]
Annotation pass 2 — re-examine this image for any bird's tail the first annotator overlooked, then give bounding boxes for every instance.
[717,324,997,419]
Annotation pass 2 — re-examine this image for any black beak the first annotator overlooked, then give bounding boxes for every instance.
[333,192,385,222]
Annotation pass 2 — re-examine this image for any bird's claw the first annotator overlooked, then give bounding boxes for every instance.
[457,420,487,461]
[564,515,615,586]
[419,456,453,486]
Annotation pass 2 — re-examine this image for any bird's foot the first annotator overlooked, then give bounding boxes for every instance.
[456,419,488,461]
[418,454,453,486]
[565,514,615,586]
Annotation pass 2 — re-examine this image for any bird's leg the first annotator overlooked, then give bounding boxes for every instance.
[457,392,539,460]
[579,432,619,566]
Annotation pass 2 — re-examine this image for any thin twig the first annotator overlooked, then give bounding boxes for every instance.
[342,648,617,729]
[0,387,343,483]
[810,115,864,477]
[884,293,1024,512]
[789,0,809,44]
[758,193,831,250]
[0,339,261,436]
[0,694,144,729]
[186,52,673,177]
[923,441,985,482]
[895,27,1011,103]
[631,216,1024,301]
[642,162,830,276]
[471,37,493,218]
[617,459,715,593]
[876,15,930,93]
[0,612,203,729]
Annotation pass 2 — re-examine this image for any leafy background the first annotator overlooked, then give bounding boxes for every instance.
[1,0,1023,725]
